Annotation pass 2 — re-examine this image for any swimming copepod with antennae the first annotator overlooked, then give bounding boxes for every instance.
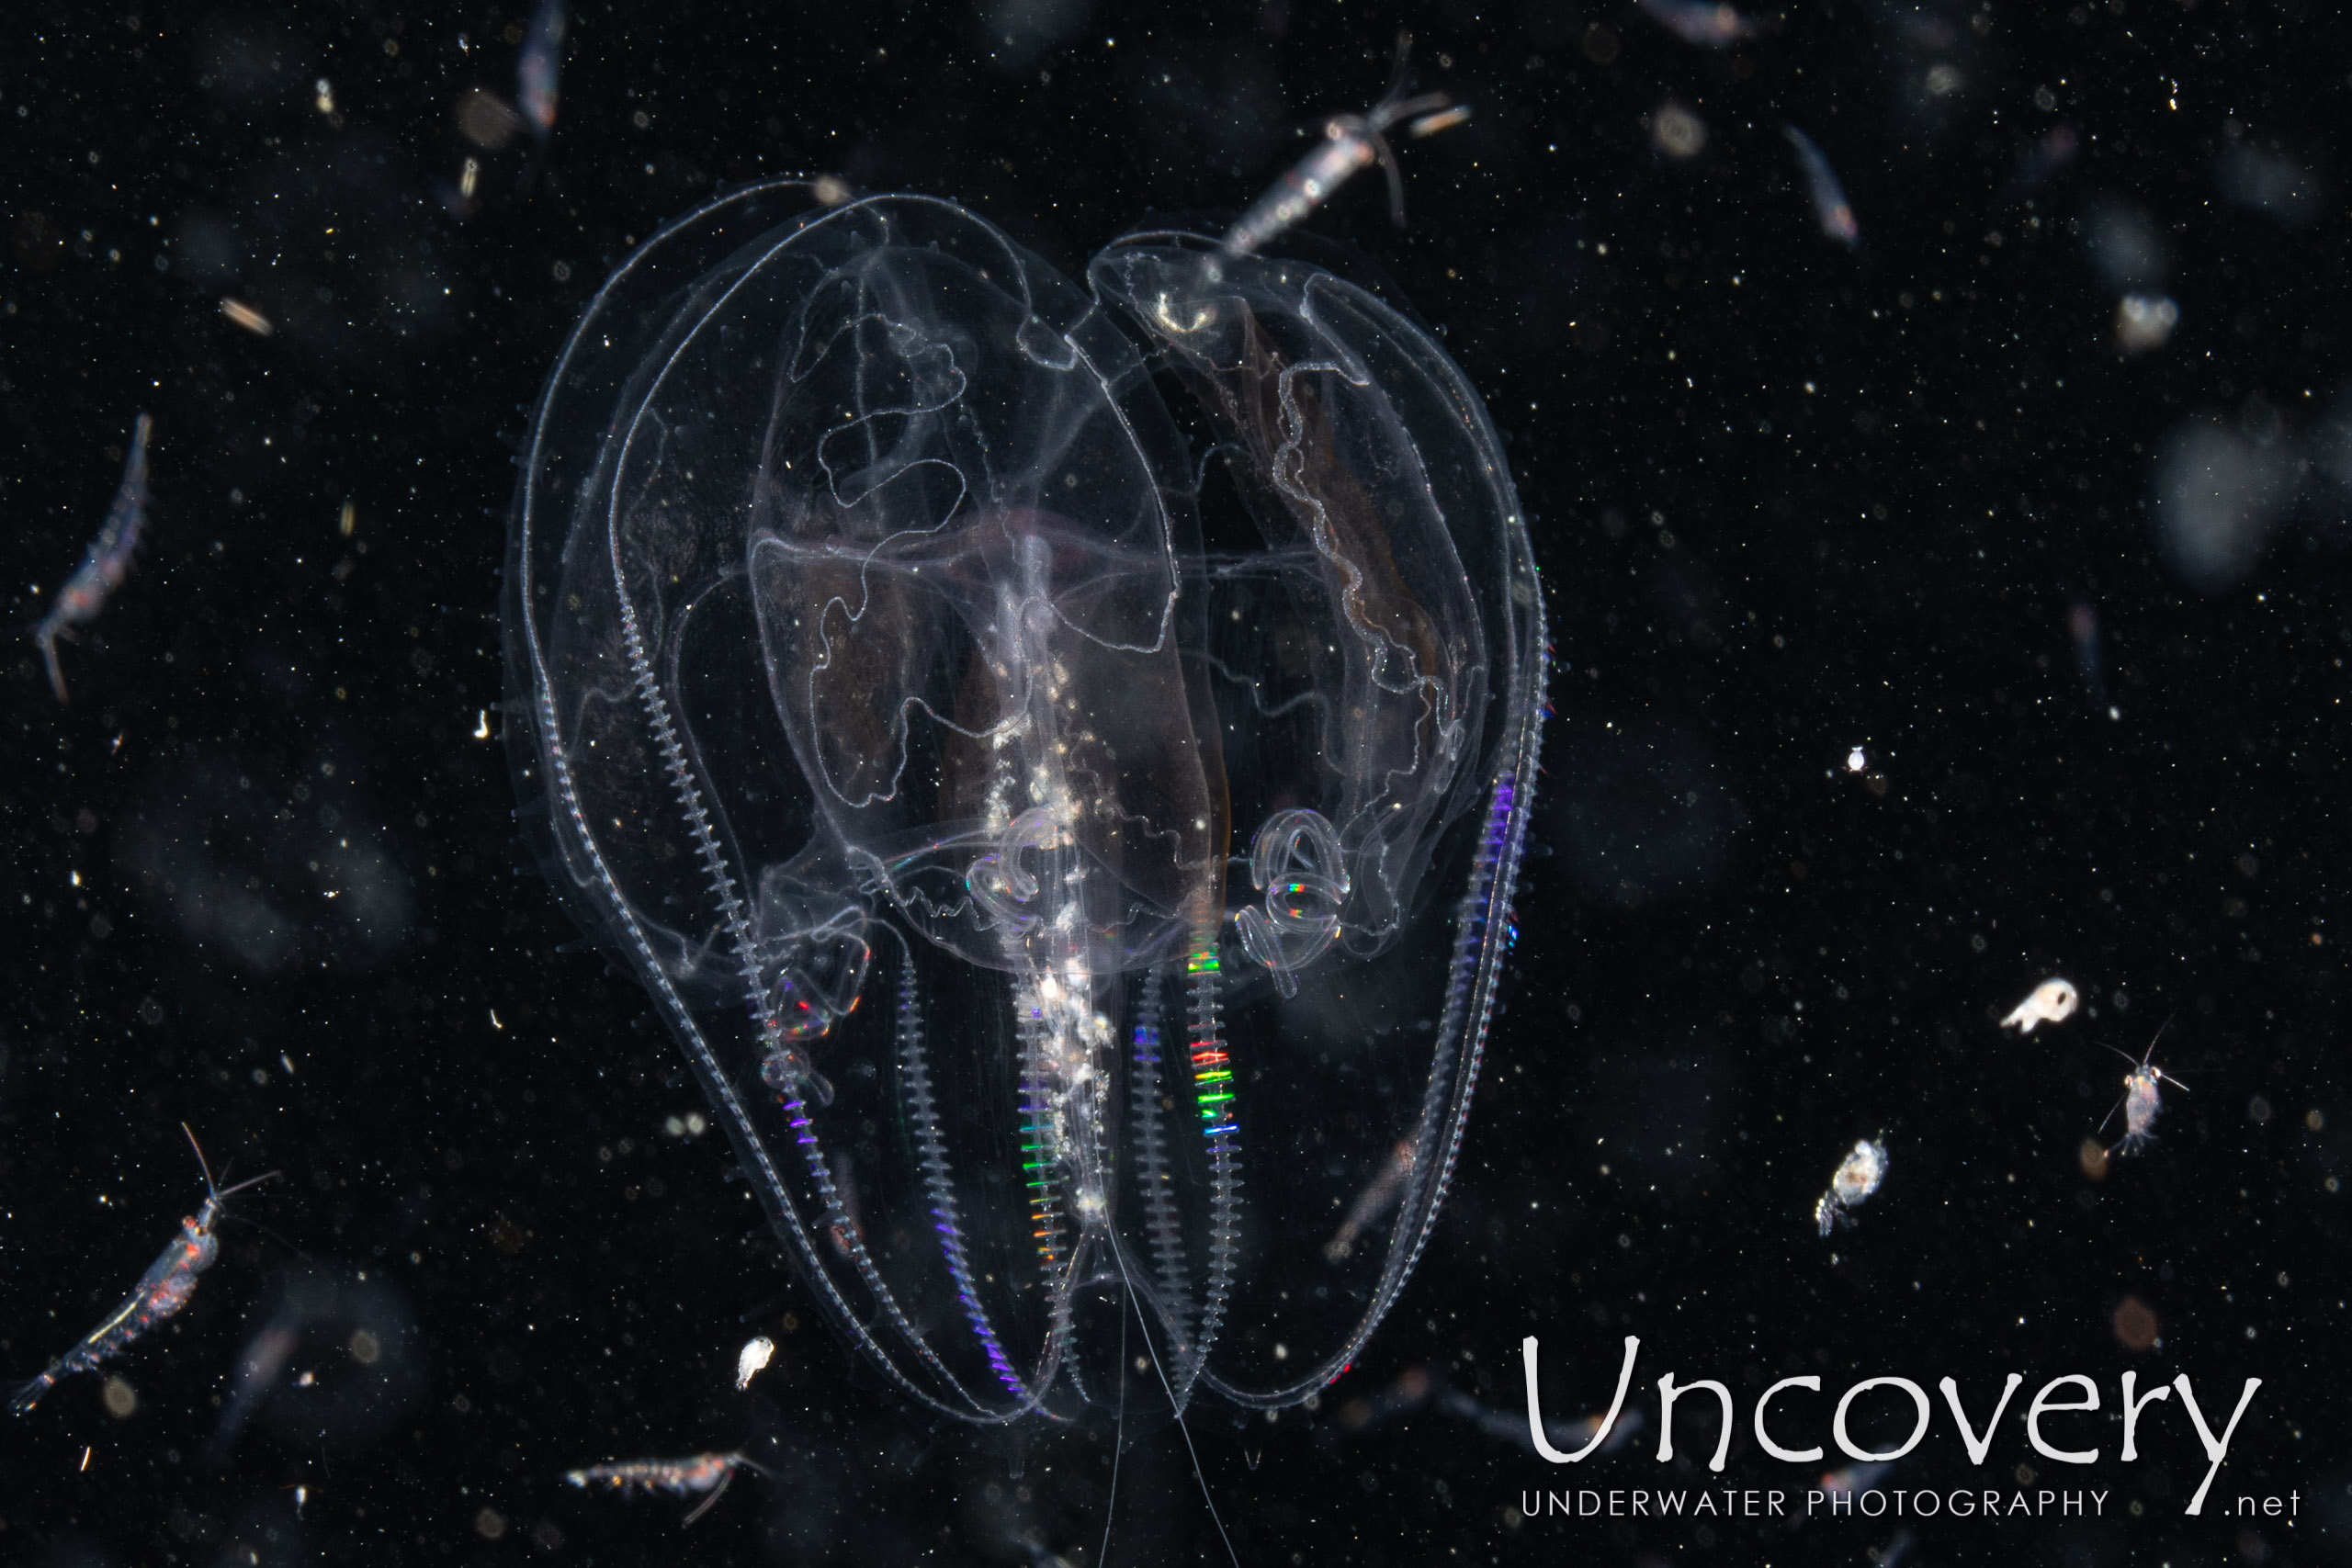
[564,1450,771,1527]
[12,1123,278,1413]
[2103,1026,2187,1156]
[1215,33,1467,265]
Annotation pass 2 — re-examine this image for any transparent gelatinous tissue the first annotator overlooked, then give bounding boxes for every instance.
[505,181,1546,1423]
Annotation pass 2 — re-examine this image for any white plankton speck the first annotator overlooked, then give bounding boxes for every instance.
[2000,977,2080,1033]
[735,1336,775,1391]
[1846,746,1866,773]
[1815,1138,1888,1235]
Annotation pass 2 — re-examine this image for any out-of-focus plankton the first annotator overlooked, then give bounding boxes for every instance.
[1783,124,1860,247]
[1999,977,2079,1034]
[1813,1138,1887,1235]
[1636,0,1758,47]
[2116,293,2180,354]
[2104,1032,2186,1156]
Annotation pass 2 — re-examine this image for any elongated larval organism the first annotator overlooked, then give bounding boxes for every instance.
[1813,1138,1887,1235]
[1637,0,1758,47]
[32,412,152,704]
[2000,977,2080,1033]
[13,1125,276,1412]
[1783,125,1860,247]
[565,1450,768,1526]
[1217,37,1465,264]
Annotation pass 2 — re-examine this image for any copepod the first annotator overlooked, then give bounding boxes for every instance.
[2104,1028,2186,1156]
[1215,34,1466,265]
[564,1450,771,1526]
[12,1124,277,1413]
[31,412,153,705]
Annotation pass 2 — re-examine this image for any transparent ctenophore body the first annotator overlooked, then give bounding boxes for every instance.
[505,180,1546,1424]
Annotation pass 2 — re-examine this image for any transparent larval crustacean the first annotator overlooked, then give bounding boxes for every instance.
[504,179,1546,1424]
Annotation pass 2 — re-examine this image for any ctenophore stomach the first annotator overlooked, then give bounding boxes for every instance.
[504,180,1546,1424]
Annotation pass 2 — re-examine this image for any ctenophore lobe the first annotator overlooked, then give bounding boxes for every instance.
[506,182,1546,1424]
